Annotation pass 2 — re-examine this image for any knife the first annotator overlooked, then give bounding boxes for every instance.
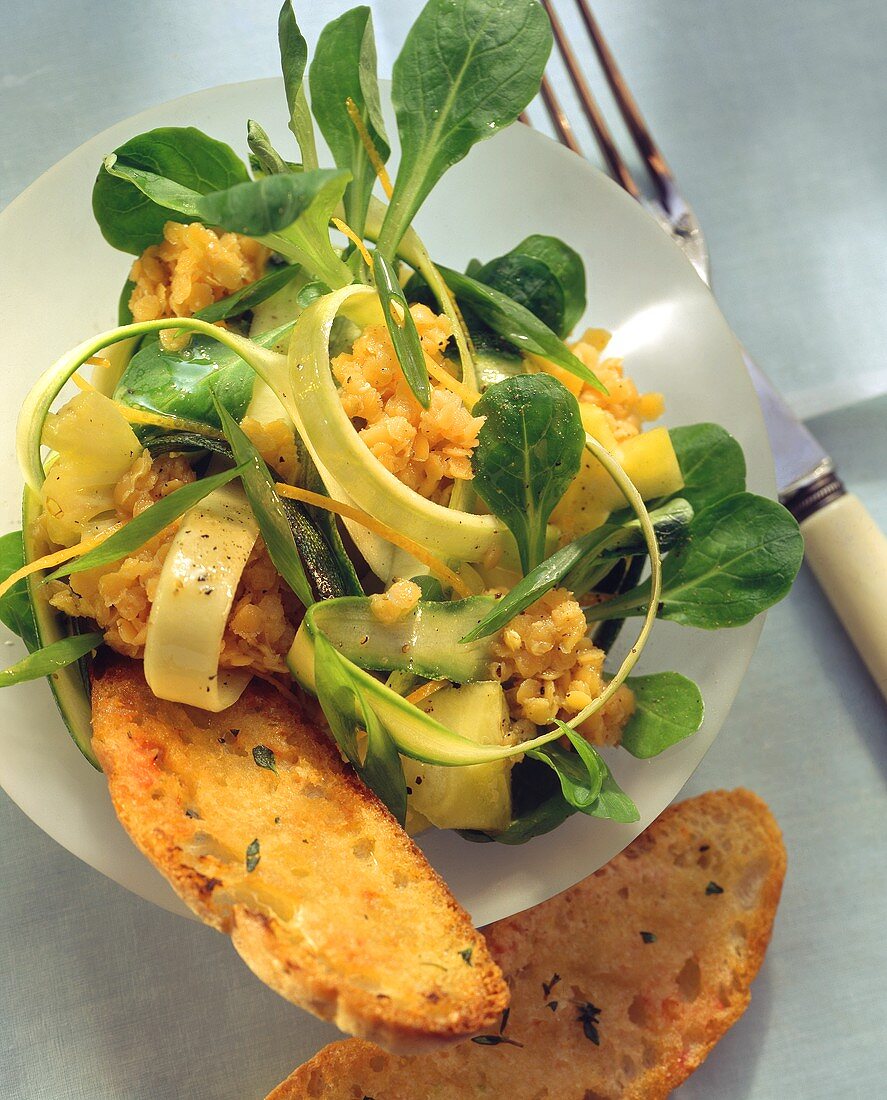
[742,349,887,701]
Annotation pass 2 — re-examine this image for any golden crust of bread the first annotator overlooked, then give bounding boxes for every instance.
[90,656,508,1053]
[269,788,786,1099]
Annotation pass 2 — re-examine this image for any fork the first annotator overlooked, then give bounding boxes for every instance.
[526,0,887,700]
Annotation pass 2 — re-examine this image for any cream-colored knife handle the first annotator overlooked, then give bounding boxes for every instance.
[800,493,887,700]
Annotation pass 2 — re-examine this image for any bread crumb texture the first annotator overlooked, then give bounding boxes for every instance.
[91,658,508,1053]
[269,788,786,1099]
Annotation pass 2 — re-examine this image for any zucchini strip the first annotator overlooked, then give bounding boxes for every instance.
[17,317,286,493]
[143,484,259,711]
[281,284,515,569]
[274,482,472,597]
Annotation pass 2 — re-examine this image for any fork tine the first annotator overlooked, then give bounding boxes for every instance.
[538,75,582,154]
[574,0,675,205]
[541,0,641,200]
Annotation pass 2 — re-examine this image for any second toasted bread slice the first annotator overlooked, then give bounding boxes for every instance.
[90,657,508,1053]
[270,788,786,1098]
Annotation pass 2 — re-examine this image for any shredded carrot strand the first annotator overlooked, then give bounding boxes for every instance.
[404,679,449,706]
[423,353,480,410]
[114,405,227,441]
[0,524,123,602]
[331,217,373,268]
[274,483,472,598]
[346,97,394,199]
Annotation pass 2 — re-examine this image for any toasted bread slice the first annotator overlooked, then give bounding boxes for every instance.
[270,789,785,1099]
[90,657,508,1053]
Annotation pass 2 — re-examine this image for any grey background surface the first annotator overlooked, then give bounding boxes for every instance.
[2,2,886,1097]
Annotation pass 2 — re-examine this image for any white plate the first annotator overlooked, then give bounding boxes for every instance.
[0,79,772,928]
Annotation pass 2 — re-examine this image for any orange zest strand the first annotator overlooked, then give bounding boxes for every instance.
[331,217,373,268]
[405,679,449,706]
[346,97,394,199]
[273,483,472,598]
[87,356,112,370]
[0,524,123,602]
[423,353,480,410]
[113,405,227,441]
[71,374,98,393]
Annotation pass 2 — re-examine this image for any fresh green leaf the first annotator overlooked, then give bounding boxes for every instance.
[92,127,250,253]
[475,253,565,337]
[115,322,292,429]
[195,262,303,324]
[0,632,103,688]
[252,744,279,774]
[47,465,247,581]
[373,252,432,408]
[296,280,333,309]
[378,0,551,254]
[0,531,39,651]
[668,423,746,512]
[246,119,292,177]
[313,632,408,823]
[437,265,604,391]
[278,1,318,169]
[585,492,804,628]
[474,233,588,339]
[587,757,640,823]
[489,792,576,844]
[471,375,585,574]
[145,432,237,461]
[507,235,586,336]
[213,398,314,608]
[102,156,348,240]
[620,672,704,758]
[461,499,694,642]
[310,5,389,236]
[528,728,604,811]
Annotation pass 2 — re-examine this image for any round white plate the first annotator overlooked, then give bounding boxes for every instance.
[0,79,772,928]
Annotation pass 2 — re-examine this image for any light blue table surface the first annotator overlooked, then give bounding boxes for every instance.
[2,2,886,1097]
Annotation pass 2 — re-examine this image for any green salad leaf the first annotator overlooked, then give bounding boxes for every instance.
[476,235,586,338]
[0,632,104,689]
[92,127,250,253]
[101,156,352,289]
[471,375,585,574]
[213,398,314,608]
[461,498,694,643]
[114,321,293,429]
[437,265,604,390]
[668,423,747,512]
[620,672,704,758]
[528,725,604,811]
[586,492,804,629]
[310,5,389,237]
[314,632,408,823]
[47,464,247,581]
[0,531,39,651]
[378,0,551,254]
[278,0,318,170]
[373,252,432,408]
[195,262,303,324]
[246,119,292,177]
